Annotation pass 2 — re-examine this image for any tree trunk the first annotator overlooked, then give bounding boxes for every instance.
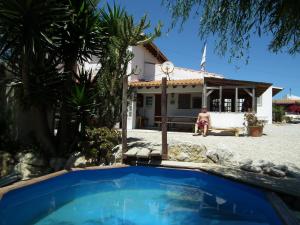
[57,57,77,155]
[32,106,56,157]
[121,75,128,161]
[21,54,30,99]
[21,55,56,157]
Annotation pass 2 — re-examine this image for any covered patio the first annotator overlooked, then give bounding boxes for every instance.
[203,77,272,113]
[128,77,272,130]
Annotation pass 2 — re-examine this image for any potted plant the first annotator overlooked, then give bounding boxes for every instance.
[244,113,264,137]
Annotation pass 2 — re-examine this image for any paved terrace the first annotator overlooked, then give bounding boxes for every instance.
[128,123,300,169]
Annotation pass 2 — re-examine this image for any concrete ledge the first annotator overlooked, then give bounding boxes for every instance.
[158,161,300,198]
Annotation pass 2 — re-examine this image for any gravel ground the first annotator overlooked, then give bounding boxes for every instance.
[128,123,300,168]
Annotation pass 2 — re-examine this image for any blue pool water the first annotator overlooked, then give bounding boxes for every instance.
[0,166,283,225]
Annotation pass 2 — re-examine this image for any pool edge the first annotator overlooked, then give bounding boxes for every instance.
[0,164,129,200]
[1,164,298,225]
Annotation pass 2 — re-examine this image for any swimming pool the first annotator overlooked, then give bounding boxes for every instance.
[0,166,284,225]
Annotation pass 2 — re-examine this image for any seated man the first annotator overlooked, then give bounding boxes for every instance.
[193,107,211,136]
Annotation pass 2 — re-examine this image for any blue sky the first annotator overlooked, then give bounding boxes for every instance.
[103,0,299,98]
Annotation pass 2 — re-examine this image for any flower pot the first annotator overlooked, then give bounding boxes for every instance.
[248,126,263,137]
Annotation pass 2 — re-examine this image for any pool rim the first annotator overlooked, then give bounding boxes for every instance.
[0,164,298,225]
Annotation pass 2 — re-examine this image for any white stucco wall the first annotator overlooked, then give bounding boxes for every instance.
[256,86,273,124]
[129,45,159,81]
[210,113,245,128]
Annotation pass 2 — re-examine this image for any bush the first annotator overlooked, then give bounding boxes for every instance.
[273,105,285,122]
[79,127,121,165]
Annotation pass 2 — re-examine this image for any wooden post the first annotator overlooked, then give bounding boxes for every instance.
[161,77,168,160]
[235,87,239,112]
[252,88,256,112]
[219,86,222,112]
[202,83,207,108]
[121,75,128,163]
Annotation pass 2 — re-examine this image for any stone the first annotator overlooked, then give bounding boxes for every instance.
[0,151,15,177]
[111,144,122,163]
[167,144,209,163]
[239,159,253,166]
[256,160,275,169]
[264,167,286,177]
[176,152,189,161]
[286,170,300,179]
[14,162,31,180]
[16,152,45,167]
[273,164,288,172]
[12,151,48,180]
[124,148,139,157]
[136,148,151,159]
[73,156,90,168]
[262,167,271,174]
[240,164,262,173]
[206,150,219,163]
[14,162,48,180]
[215,144,234,162]
[49,158,66,171]
[150,149,161,157]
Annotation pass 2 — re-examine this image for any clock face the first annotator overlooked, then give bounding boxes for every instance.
[161,61,174,74]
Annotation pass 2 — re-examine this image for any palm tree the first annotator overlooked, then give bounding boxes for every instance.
[55,0,104,155]
[0,0,69,156]
[98,4,162,155]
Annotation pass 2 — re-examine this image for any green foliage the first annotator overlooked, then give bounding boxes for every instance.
[95,4,162,127]
[0,1,161,160]
[80,127,121,164]
[0,0,69,61]
[56,0,104,65]
[273,105,285,122]
[163,0,300,60]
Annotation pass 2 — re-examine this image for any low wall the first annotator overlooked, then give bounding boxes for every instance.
[210,112,245,128]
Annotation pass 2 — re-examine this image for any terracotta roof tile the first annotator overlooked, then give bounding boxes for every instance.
[129,79,204,87]
[273,99,300,105]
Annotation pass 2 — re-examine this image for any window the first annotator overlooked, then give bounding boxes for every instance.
[224,99,232,112]
[192,97,202,109]
[145,96,153,106]
[178,94,191,109]
[237,98,245,112]
[211,99,220,112]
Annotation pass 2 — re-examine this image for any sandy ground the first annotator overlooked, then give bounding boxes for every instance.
[128,123,300,168]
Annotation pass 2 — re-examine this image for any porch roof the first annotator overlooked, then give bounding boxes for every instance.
[129,78,204,87]
[272,87,283,96]
[204,77,272,96]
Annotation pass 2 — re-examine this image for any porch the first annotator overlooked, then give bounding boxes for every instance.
[128,78,272,130]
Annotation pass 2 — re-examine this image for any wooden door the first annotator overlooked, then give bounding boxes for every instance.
[155,94,161,120]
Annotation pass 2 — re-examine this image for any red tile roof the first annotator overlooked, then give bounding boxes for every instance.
[129,79,204,87]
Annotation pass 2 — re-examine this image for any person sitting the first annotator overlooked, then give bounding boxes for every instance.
[193,107,211,136]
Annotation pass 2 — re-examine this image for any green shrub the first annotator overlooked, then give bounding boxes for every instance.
[79,127,121,164]
[273,105,285,122]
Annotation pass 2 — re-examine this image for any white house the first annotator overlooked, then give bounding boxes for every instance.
[125,43,281,130]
